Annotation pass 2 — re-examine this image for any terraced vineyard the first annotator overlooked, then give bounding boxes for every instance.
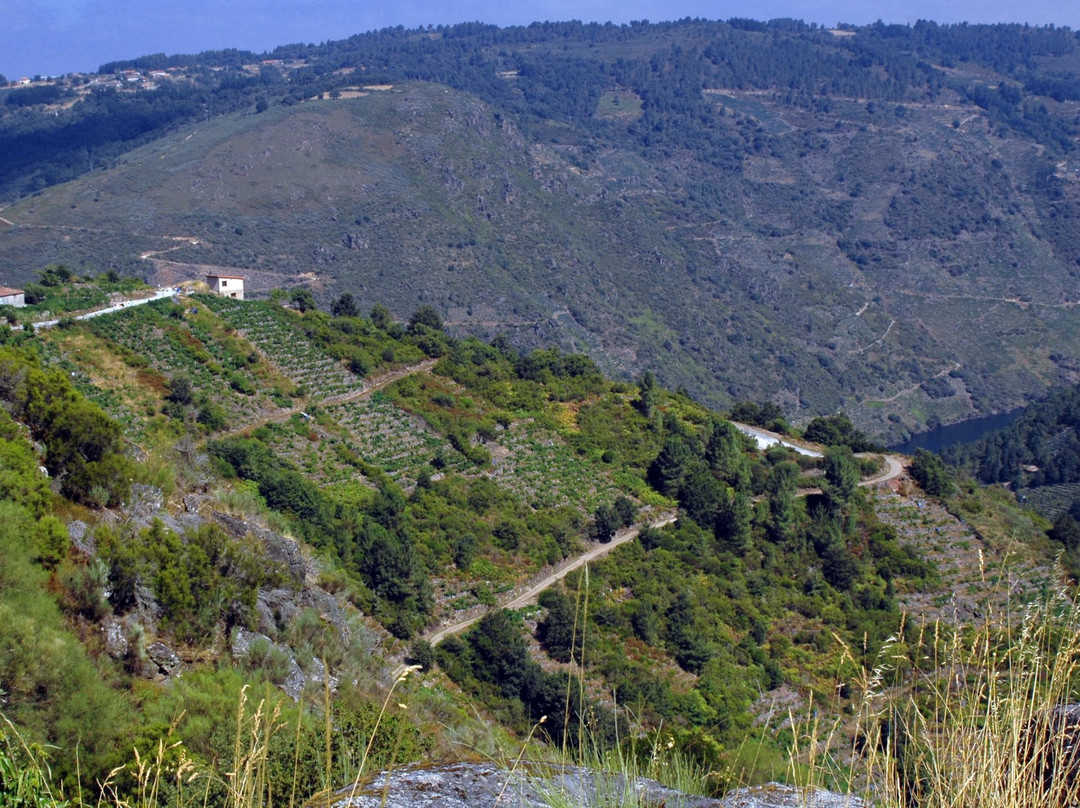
[326,393,470,483]
[875,490,1056,624]
[200,296,367,401]
[88,303,281,429]
[33,334,149,439]
[486,419,621,512]
[251,414,378,507]
[1023,482,1080,517]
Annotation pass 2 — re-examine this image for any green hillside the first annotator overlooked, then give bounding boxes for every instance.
[0,288,1071,807]
[2,20,1080,441]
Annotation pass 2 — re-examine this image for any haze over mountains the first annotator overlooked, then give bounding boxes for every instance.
[2,18,1080,441]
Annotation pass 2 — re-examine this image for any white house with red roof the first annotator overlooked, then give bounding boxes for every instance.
[0,286,26,307]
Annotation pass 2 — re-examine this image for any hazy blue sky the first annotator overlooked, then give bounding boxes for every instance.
[2,0,1078,80]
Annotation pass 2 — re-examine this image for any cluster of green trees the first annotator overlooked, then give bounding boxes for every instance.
[802,414,883,452]
[436,609,602,745]
[0,343,139,787]
[211,433,431,636]
[387,350,934,775]
[3,19,1077,202]
[0,344,132,505]
[97,520,288,643]
[944,385,1080,489]
[281,295,439,376]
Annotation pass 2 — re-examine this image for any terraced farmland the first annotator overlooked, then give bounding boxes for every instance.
[200,296,367,400]
[486,419,621,512]
[88,303,279,429]
[1022,482,1080,517]
[327,393,470,483]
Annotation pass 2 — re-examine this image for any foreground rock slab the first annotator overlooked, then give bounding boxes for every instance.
[317,761,863,808]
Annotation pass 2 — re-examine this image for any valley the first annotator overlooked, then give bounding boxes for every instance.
[3,19,1080,441]
[1,17,1080,808]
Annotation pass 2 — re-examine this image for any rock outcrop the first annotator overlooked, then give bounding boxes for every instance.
[319,762,863,808]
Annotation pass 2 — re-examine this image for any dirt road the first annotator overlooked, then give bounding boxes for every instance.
[389,512,677,679]
[424,511,677,647]
[390,455,906,678]
[861,454,907,486]
[218,358,438,438]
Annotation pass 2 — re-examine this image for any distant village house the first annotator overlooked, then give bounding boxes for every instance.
[0,286,26,307]
[206,274,244,300]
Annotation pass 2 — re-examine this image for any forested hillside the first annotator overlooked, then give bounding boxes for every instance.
[0,281,1072,807]
[2,19,1079,440]
[943,383,1080,530]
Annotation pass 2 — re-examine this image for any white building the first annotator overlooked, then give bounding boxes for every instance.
[0,286,26,307]
[206,274,245,300]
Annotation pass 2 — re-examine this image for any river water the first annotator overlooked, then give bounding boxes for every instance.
[888,408,1025,455]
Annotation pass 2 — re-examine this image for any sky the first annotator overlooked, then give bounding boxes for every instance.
[2,0,1078,81]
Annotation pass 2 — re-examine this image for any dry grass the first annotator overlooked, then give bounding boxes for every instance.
[790,576,1080,808]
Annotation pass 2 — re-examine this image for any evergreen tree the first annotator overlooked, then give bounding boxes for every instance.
[911,449,955,497]
[331,292,359,317]
[767,460,800,540]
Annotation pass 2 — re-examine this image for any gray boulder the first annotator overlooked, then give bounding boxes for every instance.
[126,484,165,524]
[68,520,93,556]
[719,783,864,807]
[101,617,128,659]
[146,641,182,681]
[256,588,303,635]
[322,762,862,808]
[211,510,306,580]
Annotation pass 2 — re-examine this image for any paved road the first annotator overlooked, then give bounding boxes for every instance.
[732,423,823,458]
[21,287,178,329]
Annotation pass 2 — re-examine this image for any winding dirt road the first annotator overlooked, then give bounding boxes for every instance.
[389,453,907,679]
[860,454,907,487]
[423,512,678,648]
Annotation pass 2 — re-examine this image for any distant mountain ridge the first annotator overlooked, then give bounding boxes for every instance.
[2,18,1080,441]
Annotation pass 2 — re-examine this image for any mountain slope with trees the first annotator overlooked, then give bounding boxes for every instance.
[0,284,1070,806]
[2,19,1080,440]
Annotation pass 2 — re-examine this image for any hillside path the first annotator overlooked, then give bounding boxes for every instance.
[389,454,906,679]
[391,512,677,679]
[219,358,438,438]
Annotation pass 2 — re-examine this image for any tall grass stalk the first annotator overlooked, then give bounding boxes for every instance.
[302,663,421,808]
[0,712,67,808]
[529,563,713,807]
[791,586,1080,808]
[225,685,283,808]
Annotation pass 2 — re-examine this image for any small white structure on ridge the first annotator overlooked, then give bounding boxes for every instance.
[206,274,245,300]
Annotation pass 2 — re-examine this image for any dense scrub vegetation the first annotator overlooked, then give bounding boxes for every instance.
[0,290,1063,806]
